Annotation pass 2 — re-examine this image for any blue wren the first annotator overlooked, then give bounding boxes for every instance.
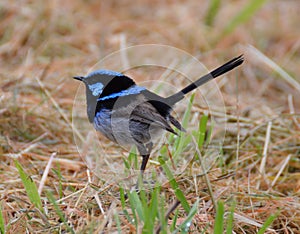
[74,55,244,173]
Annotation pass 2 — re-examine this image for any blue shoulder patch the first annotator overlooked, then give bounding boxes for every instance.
[87,69,123,78]
[98,85,146,101]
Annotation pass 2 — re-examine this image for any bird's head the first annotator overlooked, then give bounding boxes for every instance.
[73,69,138,122]
[74,69,136,98]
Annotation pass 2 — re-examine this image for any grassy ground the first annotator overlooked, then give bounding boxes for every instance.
[0,0,299,233]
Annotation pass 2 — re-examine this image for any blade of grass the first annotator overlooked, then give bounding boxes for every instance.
[128,191,143,224]
[247,45,300,92]
[158,157,190,213]
[214,200,224,234]
[192,136,216,210]
[205,0,221,26]
[138,182,149,225]
[122,157,131,170]
[170,209,178,232]
[181,93,195,129]
[171,94,195,159]
[144,187,159,233]
[119,187,132,224]
[174,199,199,234]
[119,187,126,209]
[149,186,159,220]
[128,146,138,170]
[47,191,75,234]
[157,195,167,234]
[205,120,213,146]
[257,211,279,234]
[198,113,208,149]
[220,0,268,37]
[52,162,63,199]
[0,202,5,234]
[192,113,208,166]
[14,160,43,213]
[113,210,122,234]
[226,201,235,234]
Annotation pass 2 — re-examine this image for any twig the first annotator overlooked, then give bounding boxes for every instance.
[155,199,180,234]
[192,136,217,211]
[257,121,272,189]
[38,152,57,195]
[288,94,300,129]
[246,45,300,92]
[235,68,240,190]
[270,154,292,189]
[94,192,106,216]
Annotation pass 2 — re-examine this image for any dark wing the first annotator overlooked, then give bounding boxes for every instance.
[169,115,186,132]
[131,94,185,134]
[138,90,186,133]
[130,101,177,135]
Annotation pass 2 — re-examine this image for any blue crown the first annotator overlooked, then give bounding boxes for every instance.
[87,69,124,78]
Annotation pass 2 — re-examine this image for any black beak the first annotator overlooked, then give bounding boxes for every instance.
[73,76,84,81]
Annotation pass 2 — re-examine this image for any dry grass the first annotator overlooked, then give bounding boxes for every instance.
[0,0,299,233]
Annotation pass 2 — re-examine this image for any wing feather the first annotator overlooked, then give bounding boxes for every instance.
[130,102,177,135]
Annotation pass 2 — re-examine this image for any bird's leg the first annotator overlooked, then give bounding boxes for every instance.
[140,142,153,173]
[140,155,149,173]
[134,142,153,191]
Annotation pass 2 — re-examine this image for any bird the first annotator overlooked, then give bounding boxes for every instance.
[73,55,244,175]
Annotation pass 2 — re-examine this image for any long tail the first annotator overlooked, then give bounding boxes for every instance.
[166,55,244,105]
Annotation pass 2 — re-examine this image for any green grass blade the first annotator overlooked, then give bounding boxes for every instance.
[122,157,131,170]
[221,0,268,37]
[119,187,133,224]
[214,200,225,234]
[113,210,122,234]
[14,160,43,213]
[47,191,75,234]
[170,209,178,232]
[128,191,144,222]
[0,202,5,234]
[138,183,150,226]
[181,93,195,129]
[146,186,159,232]
[157,195,167,234]
[128,146,138,170]
[172,133,191,160]
[205,0,221,26]
[198,114,208,149]
[119,187,126,209]
[226,201,235,234]
[52,163,63,199]
[257,211,279,234]
[174,200,198,234]
[149,187,159,219]
[128,195,138,227]
[171,94,195,159]
[158,157,190,213]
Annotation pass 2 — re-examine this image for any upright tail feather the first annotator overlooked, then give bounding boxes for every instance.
[166,55,244,105]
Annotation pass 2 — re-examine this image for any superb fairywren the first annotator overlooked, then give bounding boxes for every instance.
[74,55,244,174]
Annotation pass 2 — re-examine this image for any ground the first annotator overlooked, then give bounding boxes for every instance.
[0,1,299,233]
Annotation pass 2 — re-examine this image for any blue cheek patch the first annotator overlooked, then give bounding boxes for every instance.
[98,85,146,101]
[88,82,104,96]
